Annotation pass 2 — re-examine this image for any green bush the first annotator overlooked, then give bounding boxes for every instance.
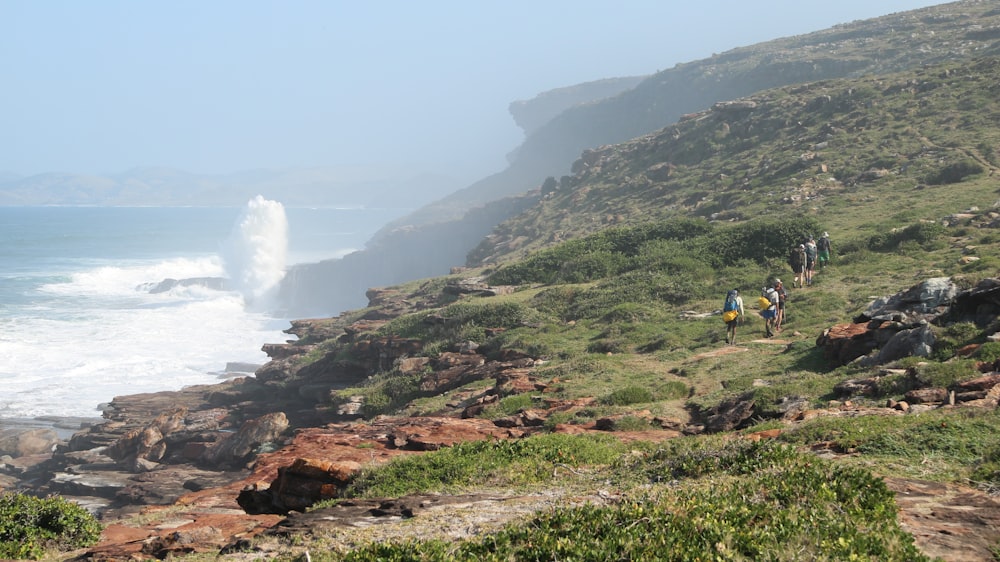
[602,385,655,406]
[0,493,102,560]
[977,341,1000,363]
[704,215,825,267]
[925,159,985,185]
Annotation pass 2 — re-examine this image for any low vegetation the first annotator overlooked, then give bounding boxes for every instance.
[0,492,102,560]
[302,437,928,561]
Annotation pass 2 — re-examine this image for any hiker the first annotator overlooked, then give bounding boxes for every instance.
[722,288,745,345]
[788,244,807,288]
[774,278,787,332]
[804,237,818,286]
[758,286,779,338]
[817,232,832,268]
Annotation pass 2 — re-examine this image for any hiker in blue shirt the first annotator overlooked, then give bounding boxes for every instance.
[722,289,745,345]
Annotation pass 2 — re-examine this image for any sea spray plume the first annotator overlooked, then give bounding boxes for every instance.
[222,196,288,308]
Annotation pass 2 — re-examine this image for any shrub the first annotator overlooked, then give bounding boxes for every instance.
[705,215,825,267]
[602,385,655,406]
[977,342,1000,363]
[0,493,102,560]
[925,160,985,185]
[845,221,947,254]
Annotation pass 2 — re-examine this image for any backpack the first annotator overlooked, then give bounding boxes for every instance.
[788,246,802,267]
[723,290,738,312]
[818,237,831,251]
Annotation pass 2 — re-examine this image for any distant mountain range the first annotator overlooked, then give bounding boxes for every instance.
[0,166,466,209]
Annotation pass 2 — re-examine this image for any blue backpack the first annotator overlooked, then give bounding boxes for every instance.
[723,290,739,312]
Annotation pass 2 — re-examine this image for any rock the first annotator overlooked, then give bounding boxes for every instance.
[141,526,227,558]
[0,428,61,457]
[704,393,756,432]
[817,323,874,366]
[142,277,229,294]
[905,388,948,404]
[834,377,881,397]
[200,412,289,469]
[238,458,362,514]
[869,324,935,365]
[953,374,1000,393]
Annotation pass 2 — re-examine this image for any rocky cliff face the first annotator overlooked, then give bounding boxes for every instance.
[507,76,647,138]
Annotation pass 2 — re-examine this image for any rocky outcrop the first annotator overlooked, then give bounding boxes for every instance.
[815,277,997,367]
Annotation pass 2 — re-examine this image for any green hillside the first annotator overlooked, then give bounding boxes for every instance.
[233,54,1000,559]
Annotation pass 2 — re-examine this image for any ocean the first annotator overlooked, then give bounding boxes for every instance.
[0,199,410,421]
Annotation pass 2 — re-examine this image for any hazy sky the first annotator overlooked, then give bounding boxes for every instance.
[1,1,945,180]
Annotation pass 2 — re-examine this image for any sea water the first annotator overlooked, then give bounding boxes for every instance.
[0,200,410,420]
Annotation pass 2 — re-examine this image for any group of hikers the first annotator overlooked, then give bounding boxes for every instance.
[722,232,832,345]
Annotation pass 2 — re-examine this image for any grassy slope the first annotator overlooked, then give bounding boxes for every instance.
[163,56,1000,560]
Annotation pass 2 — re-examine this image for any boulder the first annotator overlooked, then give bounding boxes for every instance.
[704,393,756,432]
[904,388,949,404]
[238,458,362,514]
[200,412,289,469]
[862,323,935,366]
[0,428,61,458]
[858,277,958,322]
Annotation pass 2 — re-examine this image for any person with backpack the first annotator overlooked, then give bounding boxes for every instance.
[817,232,832,268]
[722,289,745,345]
[774,278,787,332]
[758,286,779,338]
[804,237,818,286]
[788,244,806,288]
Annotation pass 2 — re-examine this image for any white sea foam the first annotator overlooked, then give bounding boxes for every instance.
[0,256,288,418]
[0,199,297,419]
[222,195,288,309]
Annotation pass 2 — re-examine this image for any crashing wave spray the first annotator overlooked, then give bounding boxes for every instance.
[222,195,288,308]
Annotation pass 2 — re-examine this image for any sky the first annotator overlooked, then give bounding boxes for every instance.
[0,0,946,181]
